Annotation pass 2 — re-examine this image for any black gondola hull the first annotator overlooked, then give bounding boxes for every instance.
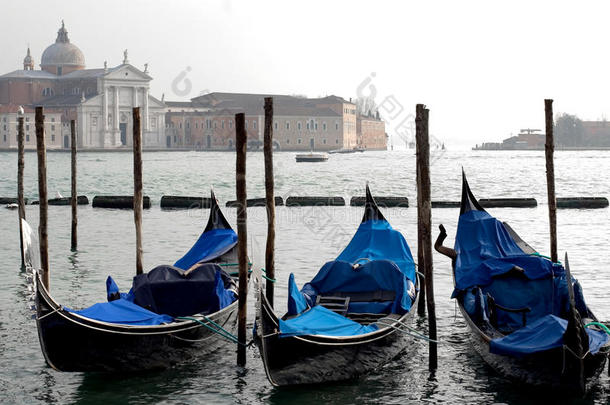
[451,172,610,392]
[458,302,608,391]
[257,288,419,386]
[35,271,238,372]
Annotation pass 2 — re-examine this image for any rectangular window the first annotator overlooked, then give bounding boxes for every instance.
[3,125,5,131]
[92,117,97,126]
[51,125,55,131]
[26,124,30,131]
[221,120,225,129]
[195,122,198,129]
[298,138,302,144]
[186,122,190,129]
[274,122,278,130]
[229,120,233,129]
[323,122,327,131]
[336,123,339,130]
[51,117,55,122]
[26,135,30,142]
[314,123,318,130]
[51,135,55,142]
[151,118,156,128]
[286,122,290,130]
[297,122,301,130]
[253,121,257,129]
[245,121,248,129]
[3,134,5,142]
[306,122,309,130]
[214,121,217,129]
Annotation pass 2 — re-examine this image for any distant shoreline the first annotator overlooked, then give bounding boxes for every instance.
[0,147,388,153]
[472,146,610,151]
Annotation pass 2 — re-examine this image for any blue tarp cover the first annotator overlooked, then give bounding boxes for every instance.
[132,264,236,317]
[174,228,237,270]
[454,210,555,293]
[279,305,379,337]
[490,314,610,356]
[301,259,412,314]
[66,299,174,326]
[287,273,308,316]
[337,219,416,282]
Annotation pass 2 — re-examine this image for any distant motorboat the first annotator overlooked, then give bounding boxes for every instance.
[5,203,18,210]
[329,148,365,154]
[295,152,329,162]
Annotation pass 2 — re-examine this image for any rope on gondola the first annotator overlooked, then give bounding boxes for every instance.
[376,319,440,343]
[259,268,276,283]
[177,315,245,346]
[529,252,562,265]
[584,322,610,336]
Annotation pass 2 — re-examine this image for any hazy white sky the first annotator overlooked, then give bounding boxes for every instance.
[1,0,609,146]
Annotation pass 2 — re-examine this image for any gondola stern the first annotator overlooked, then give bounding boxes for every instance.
[460,170,486,215]
[204,188,233,233]
[362,183,386,223]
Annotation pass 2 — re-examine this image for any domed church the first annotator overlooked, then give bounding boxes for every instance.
[0,21,166,149]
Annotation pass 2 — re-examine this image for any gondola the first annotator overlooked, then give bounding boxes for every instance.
[32,190,248,372]
[434,172,610,393]
[256,184,420,386]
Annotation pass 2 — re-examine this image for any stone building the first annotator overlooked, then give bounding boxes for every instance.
[0,106,63,149]
[357,112,387,150]
[0,21,166,149]
[165,93,385,151]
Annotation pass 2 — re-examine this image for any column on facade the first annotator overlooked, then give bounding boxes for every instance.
[113,86,119,131]
[143,87,149,131]
[133,86,138,108]
[102,87,108,131]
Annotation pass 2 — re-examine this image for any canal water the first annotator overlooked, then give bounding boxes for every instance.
[1,149,609,404]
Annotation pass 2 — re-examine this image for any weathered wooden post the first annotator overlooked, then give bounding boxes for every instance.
[235,112,248,366]
[544,99,557,263]
[133,107,144,275]
[70,120,77,251]
[263,97,276,307]
[17,110,26,267]
[35,107,50,289]
[415,104,437,370]
[416,144,426,317]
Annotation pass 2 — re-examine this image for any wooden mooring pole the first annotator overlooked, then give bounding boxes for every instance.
[415,104,437,370]
[70,120,77,251]
[235,112,248,366]
[263,97,276,308]
[133,108,144,275]
[17,111,26,268]
[544,99,557,263]
[35,107,50,289]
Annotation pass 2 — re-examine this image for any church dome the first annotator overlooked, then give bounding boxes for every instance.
[40,21,85,72]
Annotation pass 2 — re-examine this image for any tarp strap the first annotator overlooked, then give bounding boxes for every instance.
[177,316,244,346]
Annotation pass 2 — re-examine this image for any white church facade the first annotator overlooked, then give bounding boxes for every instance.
[0,21,166,149]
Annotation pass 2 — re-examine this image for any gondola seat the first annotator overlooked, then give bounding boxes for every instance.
[464,268,571,334]
[295,260,413,316]
[132,263,237,317]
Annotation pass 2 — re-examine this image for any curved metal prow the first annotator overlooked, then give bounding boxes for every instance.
[362,183,386,222]
[204,189,233,232]
[460,170,486,215]
[21,218,40,271]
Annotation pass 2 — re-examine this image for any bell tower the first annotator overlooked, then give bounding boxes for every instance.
[23,47,34,70]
